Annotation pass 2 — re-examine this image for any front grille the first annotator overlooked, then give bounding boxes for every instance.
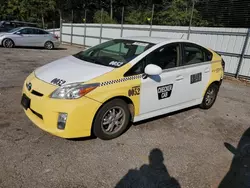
[30,108,43,120]
[31,90,43,97]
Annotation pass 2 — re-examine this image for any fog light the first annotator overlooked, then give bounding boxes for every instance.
[57,113,68,130]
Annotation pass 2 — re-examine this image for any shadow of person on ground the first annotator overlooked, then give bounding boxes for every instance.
[219,128,250,188]
[115,148,181,188]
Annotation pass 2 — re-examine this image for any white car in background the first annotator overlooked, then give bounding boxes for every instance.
[0,27,60,49]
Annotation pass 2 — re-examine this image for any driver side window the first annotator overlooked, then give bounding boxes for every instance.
[125,43,180,76]
[20,28,33,34]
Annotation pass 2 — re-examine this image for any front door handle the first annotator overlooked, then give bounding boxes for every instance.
[176,75,184,81]
[204,67,210,73]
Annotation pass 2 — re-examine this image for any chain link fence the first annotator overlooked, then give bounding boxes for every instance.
[59,0,250,80]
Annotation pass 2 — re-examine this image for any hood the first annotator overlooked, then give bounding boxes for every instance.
[35,56,114,85]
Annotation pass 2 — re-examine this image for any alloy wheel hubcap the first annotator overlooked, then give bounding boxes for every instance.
[101,107,125,134]
[5,39,13,48]
[205,88,216,106]
[46,42,53,49]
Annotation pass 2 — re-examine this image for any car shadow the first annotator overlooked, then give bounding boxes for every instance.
[67,134,97,141]
[68,106,198,142]
[218,127,250,188]
[115,148,181,188]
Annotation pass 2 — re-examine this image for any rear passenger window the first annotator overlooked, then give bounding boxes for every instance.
[183,44,205,65]
[34,29,48,34]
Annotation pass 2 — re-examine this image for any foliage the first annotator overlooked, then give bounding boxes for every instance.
[0,0,249,28]
[125,9,152,24]
[154,0,209,26]
[93,10,117,24]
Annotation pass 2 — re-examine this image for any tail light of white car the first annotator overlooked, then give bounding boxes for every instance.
[53,34,59,40]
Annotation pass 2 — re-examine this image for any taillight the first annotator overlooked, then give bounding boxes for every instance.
[53,34,59,40]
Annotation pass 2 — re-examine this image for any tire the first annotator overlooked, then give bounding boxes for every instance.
[2,38,14,48]
[93,99,131,140]
[44,41,54,50]
[200,83,219,109]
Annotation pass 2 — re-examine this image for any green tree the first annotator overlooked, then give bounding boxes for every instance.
[21,0,55,28]
[125,9,152,24]
[93,10,117,24]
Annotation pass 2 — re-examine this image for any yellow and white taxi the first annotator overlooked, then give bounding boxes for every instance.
[21,37,224,140]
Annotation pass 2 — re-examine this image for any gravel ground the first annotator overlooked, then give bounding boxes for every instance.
[0,45,250,188]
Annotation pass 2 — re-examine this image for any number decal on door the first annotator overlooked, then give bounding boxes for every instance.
[157,84,173,100]
[190,73,202,84]
[128,86,140,97]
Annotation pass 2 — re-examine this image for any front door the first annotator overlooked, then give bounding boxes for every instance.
[14,28,34,46]
[138,43,189,118]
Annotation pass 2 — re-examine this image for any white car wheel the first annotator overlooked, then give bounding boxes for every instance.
[3,39,14,48]
[44,41,54,50]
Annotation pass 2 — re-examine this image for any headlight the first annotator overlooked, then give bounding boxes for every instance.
[50,83,99,99]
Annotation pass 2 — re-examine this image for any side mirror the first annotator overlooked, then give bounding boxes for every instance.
[15,31,21,35]
[144,64,162,76]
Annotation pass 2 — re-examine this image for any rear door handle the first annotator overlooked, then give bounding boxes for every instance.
[204,67,210,73]
[176,75,184,81]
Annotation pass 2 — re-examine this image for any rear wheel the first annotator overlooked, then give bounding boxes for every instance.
[93,99,130,140]
[200,83,219,109]
[3,38,14,48]
[44,41,54,50]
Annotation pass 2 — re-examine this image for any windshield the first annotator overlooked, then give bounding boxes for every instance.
[73,39,154,68]
[8,27,21,33]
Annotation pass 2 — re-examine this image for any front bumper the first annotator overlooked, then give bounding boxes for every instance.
[22,73,101,138]
[0,37,4,46]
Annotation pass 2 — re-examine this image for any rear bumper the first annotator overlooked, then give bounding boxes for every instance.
[22,73,102,138]
[53,40,60,48]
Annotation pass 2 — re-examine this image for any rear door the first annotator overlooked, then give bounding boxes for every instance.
[33,29,49,47]
[179,42,212,103]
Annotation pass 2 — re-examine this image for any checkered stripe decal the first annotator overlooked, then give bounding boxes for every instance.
[100,75,142,86]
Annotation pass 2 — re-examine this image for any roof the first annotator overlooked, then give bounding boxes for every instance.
[1,20,37,25]
[120,36,189,44]
[16,26,44,30]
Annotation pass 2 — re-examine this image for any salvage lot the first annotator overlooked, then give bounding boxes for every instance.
[0,45,250,188]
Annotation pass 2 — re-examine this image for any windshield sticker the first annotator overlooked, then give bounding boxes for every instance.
[109,61,124,67]
[132,42,149,47]
[51,78,66,86]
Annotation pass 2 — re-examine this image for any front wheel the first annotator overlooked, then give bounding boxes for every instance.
[3,38,14,48]
[200,83,219,109]
[93,99,130,140]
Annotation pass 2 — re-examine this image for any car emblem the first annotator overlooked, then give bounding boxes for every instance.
[26,82,32,91]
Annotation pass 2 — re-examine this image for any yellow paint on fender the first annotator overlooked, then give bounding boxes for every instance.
[86,63,142,116]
